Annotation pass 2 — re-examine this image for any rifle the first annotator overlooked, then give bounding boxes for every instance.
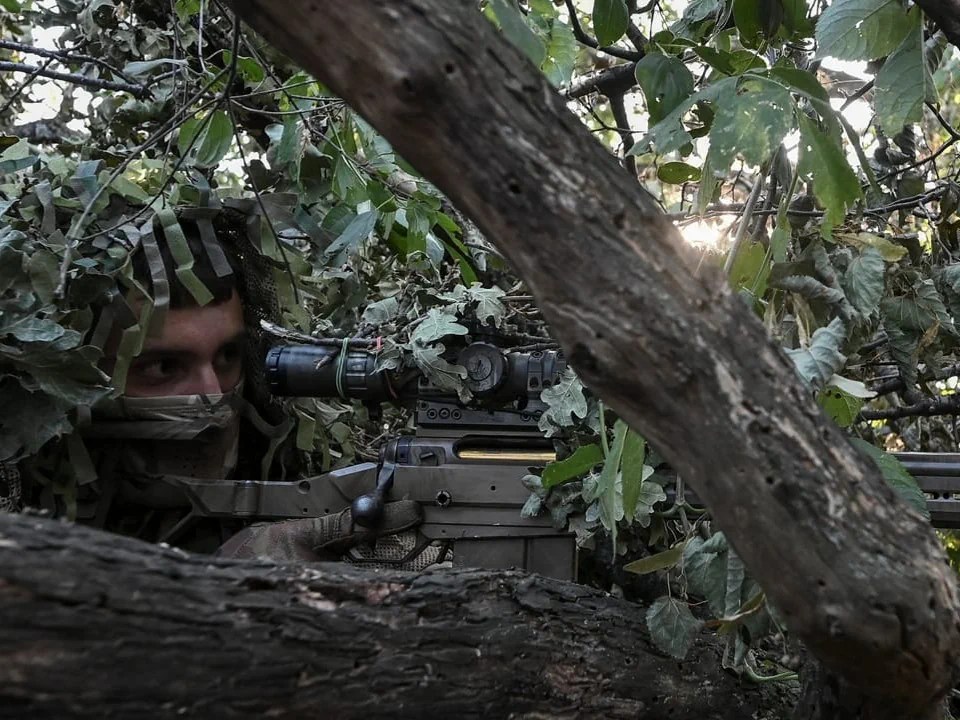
[179,341,578,580]
[892,454,960,528]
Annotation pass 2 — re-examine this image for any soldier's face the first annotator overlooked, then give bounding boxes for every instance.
[123,291,246,397]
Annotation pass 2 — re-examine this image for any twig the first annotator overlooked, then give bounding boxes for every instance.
[562,0,643,61]
[0,39,137,82]
[260,320,379,347]
[0,60,149,97]
[860,394,960,421]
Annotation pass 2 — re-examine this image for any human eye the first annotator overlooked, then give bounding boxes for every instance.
[129,355,186,386]
[215,341,243,371]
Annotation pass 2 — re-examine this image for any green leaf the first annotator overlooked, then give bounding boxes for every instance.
[849,438,930,519]
[630,77,737,156]
[0,138,36,174]
[797,114,861,237]
[361,296,400,326]
[464,284,507,327]
[632,480,667,527]
[541,18,578,86]
[835,231,908,261]
[624,542,686,575]
[324,210,378,265]
[683,534,729,615]
[818,385,864,427]
[620,428,646,522]
[635,54,695,124]
[593,0,629,47]
[709,78,795,167]
[222,51,266,86]
[543,443,604,488]
[815,0,914,61]
[590,419,628,548]
[0,381,73,461]
[727,241,770,294]
[410,342,468,393]
[875,14,934,135]
[193,110,234,168]
[657,161,701,184]
[785,317,847,389]
[881,280,954,334]
[411,307,469,345]
[843,247,885,315]
[646,596,703,660]
[489,0,547,66]
[538,368,589,435]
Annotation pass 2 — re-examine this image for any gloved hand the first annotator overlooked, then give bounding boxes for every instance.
[215,500,423,563]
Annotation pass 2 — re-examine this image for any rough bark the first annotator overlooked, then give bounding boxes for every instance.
[915,1,960,52]
[0,512,795,719]
[224,2,960,717]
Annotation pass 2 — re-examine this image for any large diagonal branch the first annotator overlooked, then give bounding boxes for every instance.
[224,1,960,717]
[916,0,960,51]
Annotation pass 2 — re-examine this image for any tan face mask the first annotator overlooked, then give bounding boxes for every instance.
[83,387,243,509]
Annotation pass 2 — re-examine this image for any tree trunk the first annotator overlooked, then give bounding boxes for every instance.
[0,512,795,719]
[224,2,960,717]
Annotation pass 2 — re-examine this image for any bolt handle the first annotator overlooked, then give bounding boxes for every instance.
[351,461,396,528]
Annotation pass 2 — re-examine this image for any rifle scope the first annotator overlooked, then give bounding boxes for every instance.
[265,342,565,403]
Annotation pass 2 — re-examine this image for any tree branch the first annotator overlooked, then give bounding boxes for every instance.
[860,394,960,421]
[914,0,960,52]
[0,512,791,720]
[0,60,150,97]
[562,0,643,61]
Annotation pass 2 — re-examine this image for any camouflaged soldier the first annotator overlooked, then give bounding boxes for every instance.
[7,206,430,566]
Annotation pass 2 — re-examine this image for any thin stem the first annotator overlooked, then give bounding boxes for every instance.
[0,60,148,97]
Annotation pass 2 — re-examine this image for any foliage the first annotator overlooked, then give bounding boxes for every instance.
[1,0,959,687]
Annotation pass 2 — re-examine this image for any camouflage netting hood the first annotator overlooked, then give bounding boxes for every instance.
[0,170,311,524]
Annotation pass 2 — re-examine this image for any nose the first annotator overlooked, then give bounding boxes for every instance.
[196,363,223,395]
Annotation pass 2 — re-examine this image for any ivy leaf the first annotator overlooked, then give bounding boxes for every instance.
[0,380,73,461]
[842,247,885,316]
[815,0,914,61]
[875,15,934,135]
[646,596,703,660]
[785,317,847,389]
[464,284,507,327]
[849,438,930,519]
[122,58,188,77]
[683,535,729,616]
[411,307,469,345]
[361,296,399,325]
[410,342,468,393]
[542,443,604,488]
[797,114,861,237]
[593,0,629,47]
[632,480,666,527]
[538,367,589,435]
[635,54,695,125]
